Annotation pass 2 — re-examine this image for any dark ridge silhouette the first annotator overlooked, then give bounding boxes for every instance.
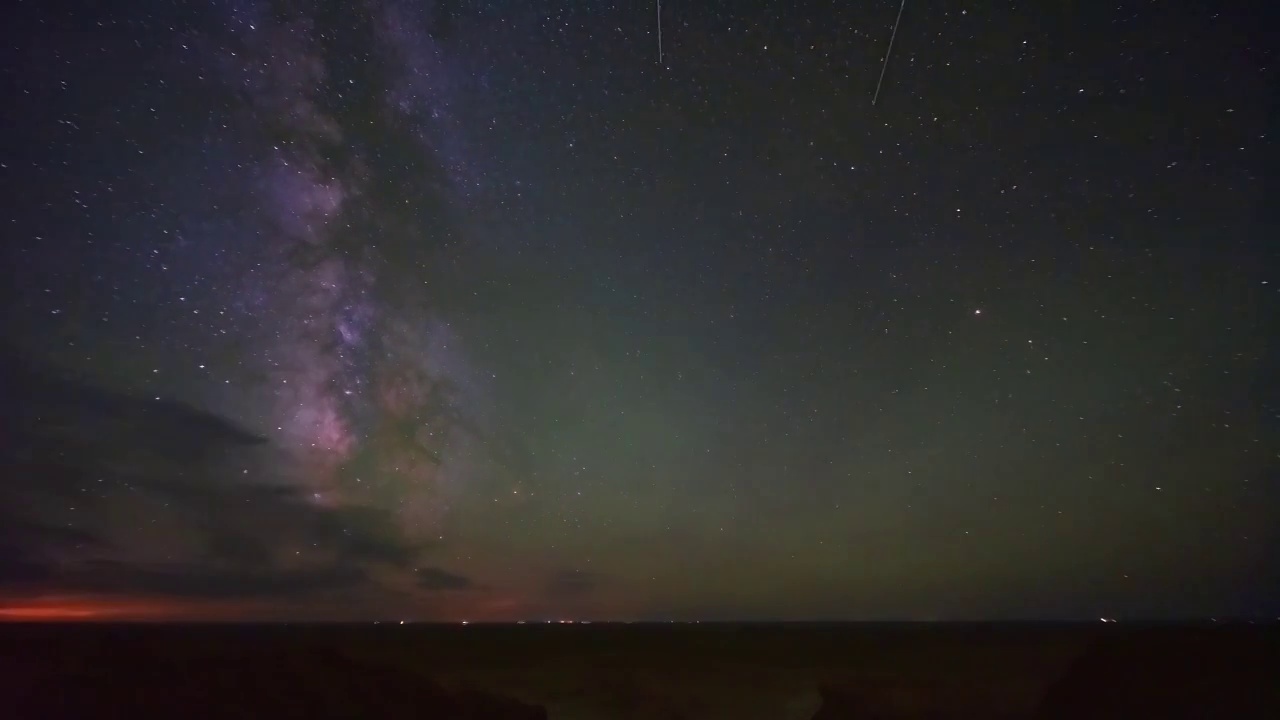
[9,639,547,720]
[3,624,1278,719]
[1032,628,1280,720]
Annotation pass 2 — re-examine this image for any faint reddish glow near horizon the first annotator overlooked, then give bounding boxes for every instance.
[0,595,227,621]
[0,606,104,620]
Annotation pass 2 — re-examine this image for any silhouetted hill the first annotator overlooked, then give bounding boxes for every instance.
[2,623,1278,719]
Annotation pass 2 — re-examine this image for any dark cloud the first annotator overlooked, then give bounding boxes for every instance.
[204,533,273,568]
[0,552,343,606]
[414,566,473,591]
[0,517,103,552]
[4,558,368,600]
[545,569,604,598]
[311,506,430,567]
[0,558,55,586]
[0,348,422,602]
[0,519,102,588]
[2,346,266,454]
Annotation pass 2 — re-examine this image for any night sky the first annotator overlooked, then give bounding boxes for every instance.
[1,0,1276,622]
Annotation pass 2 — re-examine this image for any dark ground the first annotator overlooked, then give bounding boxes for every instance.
[3,623,1277,719]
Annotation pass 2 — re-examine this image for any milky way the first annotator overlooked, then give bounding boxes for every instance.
[200,0,490,537]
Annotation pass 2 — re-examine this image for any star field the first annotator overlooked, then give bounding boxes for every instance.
[1,0,1276,622]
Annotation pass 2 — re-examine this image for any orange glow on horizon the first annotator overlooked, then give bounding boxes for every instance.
[0,588,630,623]
[0,606,103,620]
[0,594,251,622]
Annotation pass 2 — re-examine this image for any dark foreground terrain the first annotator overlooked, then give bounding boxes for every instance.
[2,623,1277,719]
